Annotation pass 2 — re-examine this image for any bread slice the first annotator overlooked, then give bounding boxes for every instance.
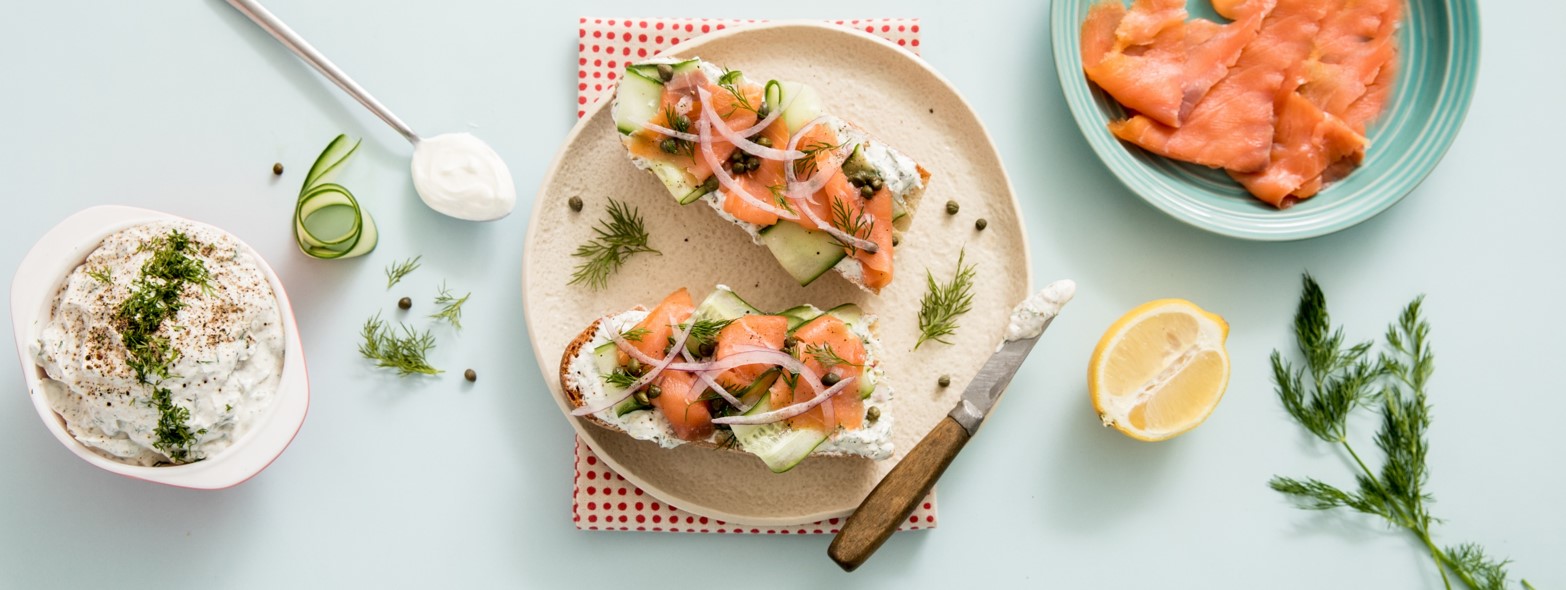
[558,303,894,470]
[611,57,930,294]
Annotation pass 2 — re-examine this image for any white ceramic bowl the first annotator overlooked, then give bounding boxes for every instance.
[10,205,309,489]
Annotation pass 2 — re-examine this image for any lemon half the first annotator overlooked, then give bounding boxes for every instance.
[1088,299,1230,441]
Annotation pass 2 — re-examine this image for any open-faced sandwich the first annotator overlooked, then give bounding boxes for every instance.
[611,57,929,293]
[559,286,892,473]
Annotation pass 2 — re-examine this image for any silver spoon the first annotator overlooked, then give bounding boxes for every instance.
[227,0,516,221]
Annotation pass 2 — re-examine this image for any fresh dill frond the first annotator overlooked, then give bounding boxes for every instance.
[359,312,441,376]
[150,386,200,462]
[915,248,977,349]
[621,327,650,342]
[716,68,758,116]
[767,184,796,214]
[87,266,112,284]
[828,196,875,255]
[681,318,732,352]
[1269,274,1532,590]
[569,199,660,290]
[805,343,860,368]
[429,282,470,331]
[602,368,638,389]
[385,256,421,290]
[793,140,843,178]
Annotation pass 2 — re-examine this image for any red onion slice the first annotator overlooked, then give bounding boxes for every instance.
[572,320,695,417]
[711,376,856,426]
[681,346,747,411]
[697,87,803,161]
[640,122,699,143]
[697,120,799,221]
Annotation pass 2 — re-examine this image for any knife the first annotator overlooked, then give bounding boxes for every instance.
[828,280,1076,572]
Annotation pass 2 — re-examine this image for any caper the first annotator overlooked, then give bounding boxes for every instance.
[698,342,716,358]
[676,114,691,129]
[822,373,841,386]
[938,375,951,387]
[867,406,881,422]
[660,138,679,154]
[633,390,650,406]
[646,384,662,399]
[946,200,960,215]
[627,359,644,375]
[757,104,770,119]
[755,136,772,148]
[568,196,583,212]
[871,177,883,190]
[976,218,989,231]
[784,336,799,350]
[656,63,674,82]
[272,162,284,176]
[730,150,745,163]
[397,297,412,310]
[464,369,477,382]
[892,235,901,247]
[860,185,874,198]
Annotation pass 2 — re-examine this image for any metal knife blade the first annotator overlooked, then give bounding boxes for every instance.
[946,318,1052,436]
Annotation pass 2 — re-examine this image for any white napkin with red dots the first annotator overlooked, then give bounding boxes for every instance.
[572,16,935,534]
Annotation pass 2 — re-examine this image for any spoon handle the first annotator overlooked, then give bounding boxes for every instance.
[226,0,420,144]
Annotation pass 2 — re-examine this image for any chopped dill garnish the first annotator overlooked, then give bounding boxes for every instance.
[570,199,660,290]
[716,68,758,116]
[602,368,638,389]
[621,327,650,342]
[915,248,977,349]
[150,386,202,462]
[828,196,875,256]
[805,343,860,368]
[1269,274,1535,590]
[359,312,442,376]
[115,229,210,383]
[429,282,470,331]
[87,266,112,284]
[385,256,421,290]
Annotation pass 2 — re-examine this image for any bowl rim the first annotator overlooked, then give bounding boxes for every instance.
[10,205,310,489]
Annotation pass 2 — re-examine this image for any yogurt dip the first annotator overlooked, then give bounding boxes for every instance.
[31,221,285,466]
[410,132,517,221]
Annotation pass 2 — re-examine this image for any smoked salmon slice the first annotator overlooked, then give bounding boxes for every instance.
[772,315,867,433]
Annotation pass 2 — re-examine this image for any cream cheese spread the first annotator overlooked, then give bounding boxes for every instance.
[1006,279,1077,341]
[31,221,285,466]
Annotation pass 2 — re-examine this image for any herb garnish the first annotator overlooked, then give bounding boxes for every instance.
[620,327,651,342]
[430,282,470,331]
[1269,275,1534,590]
[828,196,875,256]
[570,199,660,290]
[87,266,112,284]
[915,248,977,349]
[793,139,843,178]
[359,312,441,376]
[681,318,732,353]
[385,256,421,289]
[805,343,859,368]
[716,68,758,117]
[602,368,639,389]
[111,229,212,461]
[659,105,694,157]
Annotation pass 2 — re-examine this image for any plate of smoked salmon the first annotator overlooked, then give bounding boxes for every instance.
[1054,0,1480,240]
[524,21,1032,525]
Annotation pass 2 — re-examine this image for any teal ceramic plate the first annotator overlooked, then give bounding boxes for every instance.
[1051,0,1480,240]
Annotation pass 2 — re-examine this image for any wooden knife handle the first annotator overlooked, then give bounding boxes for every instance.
[828,416,972,572]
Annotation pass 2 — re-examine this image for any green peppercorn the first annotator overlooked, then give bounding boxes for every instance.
[660,138,679,154]
[397,297,412,310]
[568,196,584,212]
[946,200,960,215]
[656,63,674,82]
[272,162,284,176]
[866,406,881,422]
[646,384,662,399]
[938,375,952,388]
[464,369,477,382]
[822,373,841,386]
[976,218,989,231]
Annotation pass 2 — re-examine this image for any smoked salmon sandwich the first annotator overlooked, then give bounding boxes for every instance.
[559,286,893,473]
[611,58,929,293]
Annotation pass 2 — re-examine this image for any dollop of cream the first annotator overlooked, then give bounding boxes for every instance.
[1005,279,1077,341]
[410,132,516,221]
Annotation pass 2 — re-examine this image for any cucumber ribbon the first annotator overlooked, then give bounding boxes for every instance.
[293,134,378,259]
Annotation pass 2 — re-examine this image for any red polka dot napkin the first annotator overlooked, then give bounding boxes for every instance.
[571,17,935,534]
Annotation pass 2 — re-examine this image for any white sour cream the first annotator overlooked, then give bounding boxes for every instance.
[31,221,285,466]
[1006,279,1077,341]
[410,132,516,221]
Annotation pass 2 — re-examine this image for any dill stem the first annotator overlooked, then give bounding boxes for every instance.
[1341,440,1453,590]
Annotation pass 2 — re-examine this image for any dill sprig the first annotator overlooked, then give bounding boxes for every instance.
[385,256,421,290]
[569,199,660,290]
[915,249,977,349]
[621,327,651,342]
[359,312,441,376]
[1269,274,1533,590]
[716,68,758,116]
[429,282,470,331]
[828,196,875,256]
[681,318,732,353]
[602,368,638,389]
[805,343,859,368]
[793,140,843,178]
[87,266,112,284]
[767,184,796,214]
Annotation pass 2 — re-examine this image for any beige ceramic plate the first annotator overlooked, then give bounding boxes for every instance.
[523,21,1030,526]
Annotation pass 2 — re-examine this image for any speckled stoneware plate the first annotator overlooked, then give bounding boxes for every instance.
[523,21,1031,526]
[1052,0,1481,240]
[10,206,309,489]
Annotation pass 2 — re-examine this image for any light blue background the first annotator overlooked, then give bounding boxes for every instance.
[1,1,1558,588]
